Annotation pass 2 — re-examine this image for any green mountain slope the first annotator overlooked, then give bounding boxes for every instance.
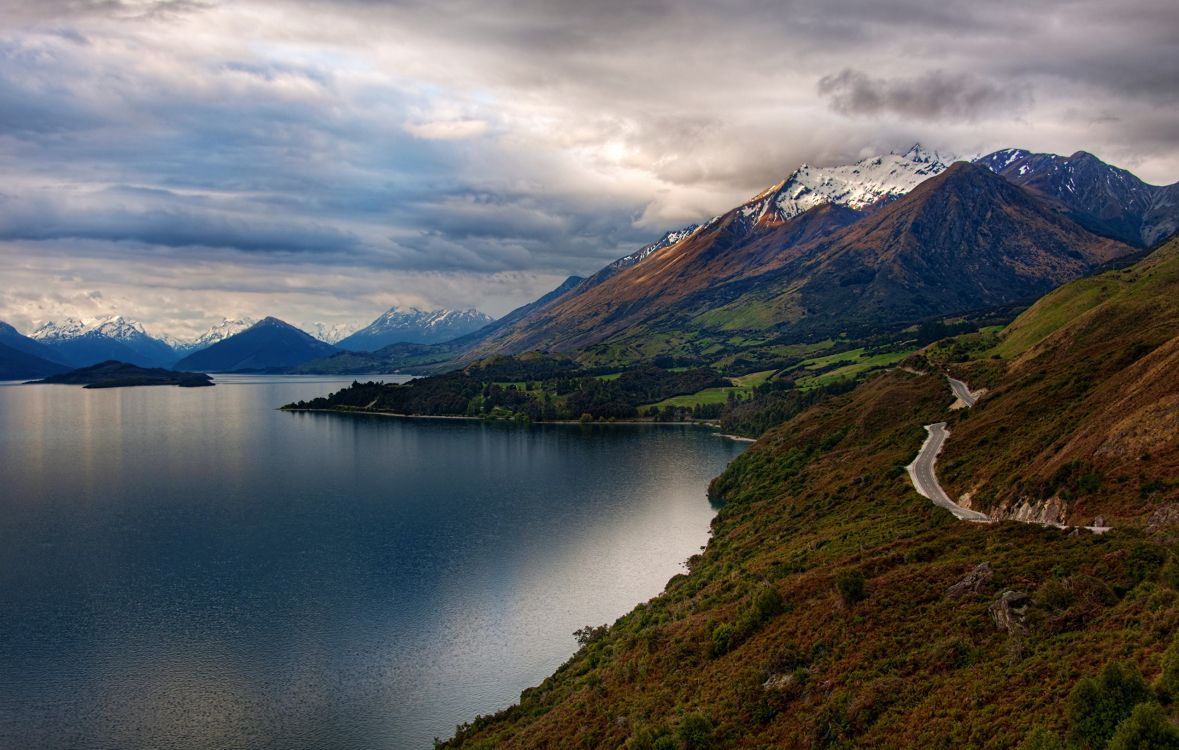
[439,239,1179,750]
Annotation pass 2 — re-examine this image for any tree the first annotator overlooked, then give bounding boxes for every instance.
[1069,662,1153,748]
[834,570,867,606]
[1107,702,1179,750]
[1159,635,1179,703]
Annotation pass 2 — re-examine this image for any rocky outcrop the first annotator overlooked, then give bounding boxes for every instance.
[1147,505,1179,533]
[946,562,994,599]
[992,496,1069,525]
[988,590,1030,634]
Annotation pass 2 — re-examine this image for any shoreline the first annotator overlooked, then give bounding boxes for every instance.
[281,407,758,440]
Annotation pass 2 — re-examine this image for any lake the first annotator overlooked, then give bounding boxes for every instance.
[0,375,746,749]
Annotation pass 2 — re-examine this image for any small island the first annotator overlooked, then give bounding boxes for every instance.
[31,360,215,389]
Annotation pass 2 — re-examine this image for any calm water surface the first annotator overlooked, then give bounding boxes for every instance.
[0,375,745,749]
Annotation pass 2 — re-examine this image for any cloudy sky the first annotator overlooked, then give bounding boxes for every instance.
[1,0,1177,339]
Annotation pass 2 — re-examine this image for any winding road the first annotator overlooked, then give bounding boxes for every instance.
[906,421,991,522]
[906,373,991,522]
[947,375,978,407]
[908,374,1110,532]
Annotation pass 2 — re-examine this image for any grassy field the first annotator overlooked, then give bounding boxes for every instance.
[793,349,913,389]
[642,369,776,410]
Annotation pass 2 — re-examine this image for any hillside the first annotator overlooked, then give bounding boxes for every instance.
[976,149,1179,247]
[0,340,69,379]
[438,241,1179,749]
[921,234,1179,527]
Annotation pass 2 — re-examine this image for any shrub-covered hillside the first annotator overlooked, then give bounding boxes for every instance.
[438,241,1179,749]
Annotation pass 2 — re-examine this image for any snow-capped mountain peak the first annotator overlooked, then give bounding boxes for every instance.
[307,321,358,344]
[31,315,153,342]
[89,315,148,341]
[734,146,957,225]
[31,317,88,341]
[192,318,257,348]
[338,306,495,350]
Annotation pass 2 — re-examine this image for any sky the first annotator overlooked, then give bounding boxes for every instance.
[1,0,1177,340]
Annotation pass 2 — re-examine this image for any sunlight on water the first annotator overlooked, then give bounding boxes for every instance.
[0,376,745,749]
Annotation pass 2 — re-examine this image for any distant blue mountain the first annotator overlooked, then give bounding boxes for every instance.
[338,307,495,351]
[176,317,337,372]
[30,316,176,368]
[0,321,67,364]
[0,339,69,380]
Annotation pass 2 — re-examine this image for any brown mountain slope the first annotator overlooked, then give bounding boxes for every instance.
[467,201,863,357]
[931,234,1179,526]
[467,164,1132,362]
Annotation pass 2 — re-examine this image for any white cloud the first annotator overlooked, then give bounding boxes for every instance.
[403,119,489,140]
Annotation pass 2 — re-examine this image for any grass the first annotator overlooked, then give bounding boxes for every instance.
[794,350,913,389]
[641,369,776,410]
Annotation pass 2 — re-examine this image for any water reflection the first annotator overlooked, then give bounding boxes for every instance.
[0,376,744,749]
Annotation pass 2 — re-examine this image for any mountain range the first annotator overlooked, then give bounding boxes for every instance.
[337,307,495,351]
[6,145,1177,380]
[318,145,1166,375]
[31,315,177,369]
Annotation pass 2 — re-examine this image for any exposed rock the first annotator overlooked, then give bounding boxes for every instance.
[994,495,1068,525]
[989,590,1030,634]
[1092,516,1106,528]
[1147,505,1179,533]
[763,672,797,691]
[946,562,994,599]
[759,669,806,693]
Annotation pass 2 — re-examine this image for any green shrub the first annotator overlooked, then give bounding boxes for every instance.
[1107,702,1179,750]
[627,725,668,750]
[1018,727,1066,750]
[677,712,715,750]
[711,622,735,656]
[1068,662,1153,748]
[1158,636,1179,703]
[835,570,867,606]
[750,584,785,621]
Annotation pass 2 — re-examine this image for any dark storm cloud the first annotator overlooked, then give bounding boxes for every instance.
[817,69,1032,121]
[0,0,1177,334]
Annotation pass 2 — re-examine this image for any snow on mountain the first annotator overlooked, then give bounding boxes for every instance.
[32,315,158,342]
[608,225,701,272]
[30,314,175,368]
[338,307,495,350]
[307,321,359,344]
[31,317,89,341]
[192,318,257,349]
[734,143,954,226]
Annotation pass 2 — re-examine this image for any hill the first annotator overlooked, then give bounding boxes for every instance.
[33,360,213,388]
[916,233,1179,527]
[176,317,337,372]
[0,340,69,380]
[438,238,1179,749]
